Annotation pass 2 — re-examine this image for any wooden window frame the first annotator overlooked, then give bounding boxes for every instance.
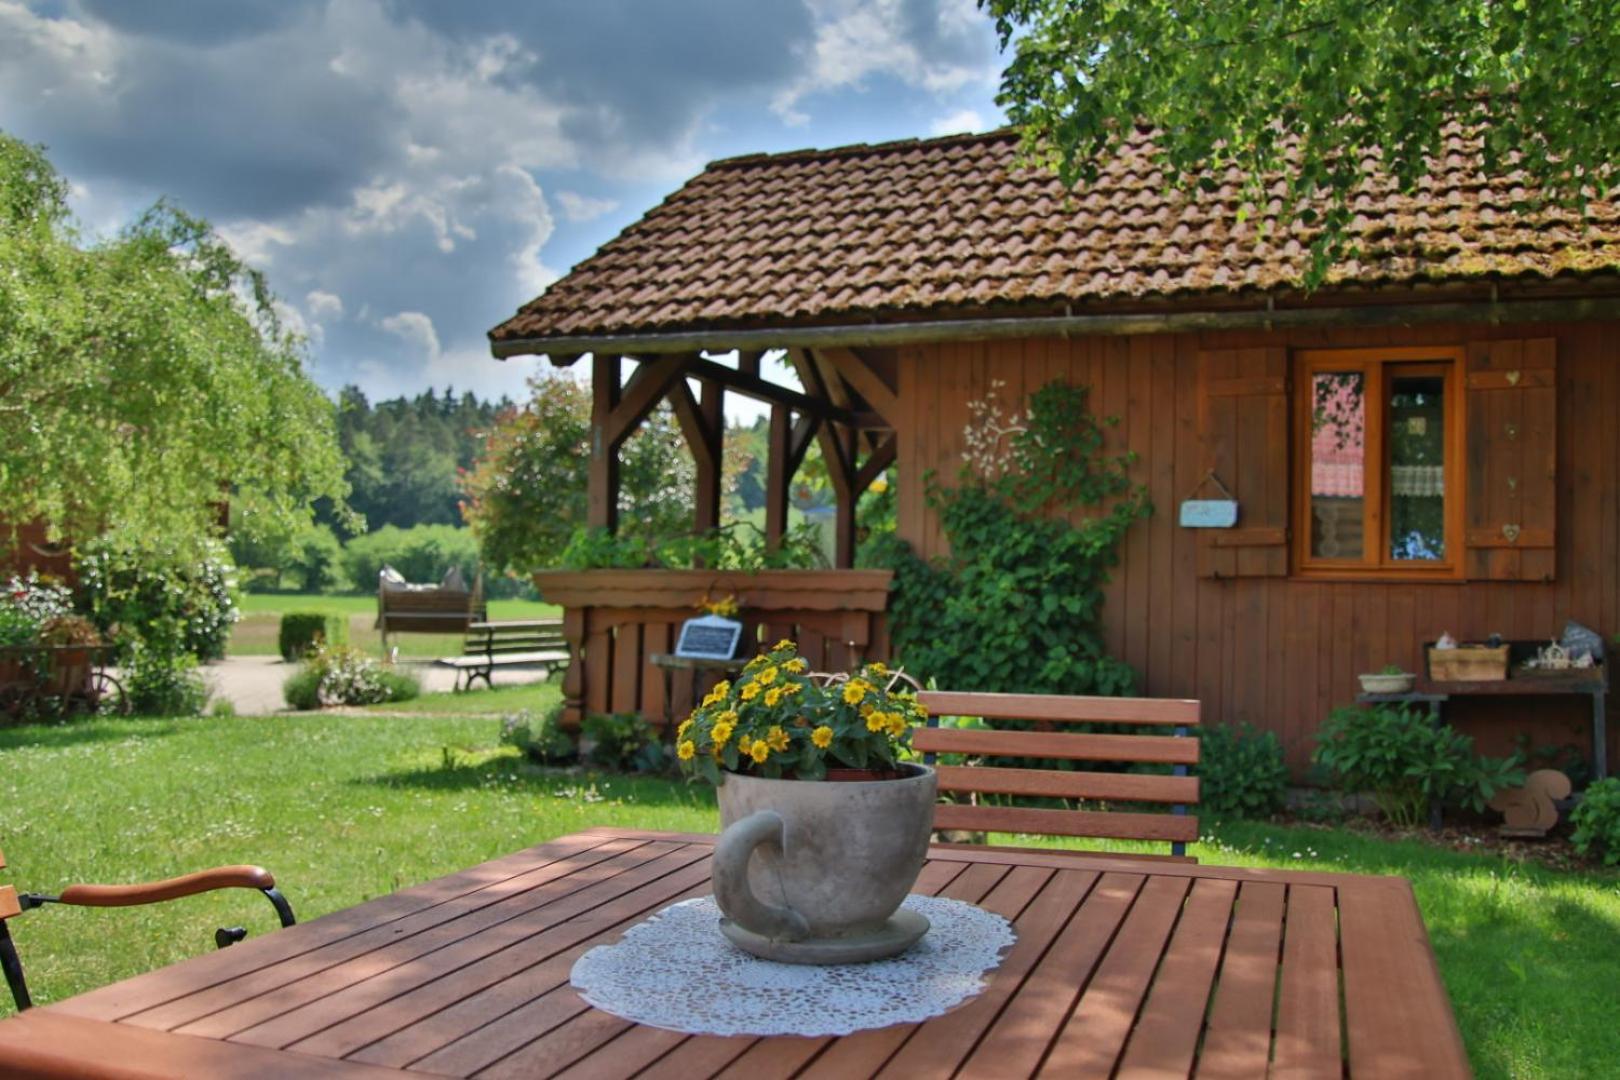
[1292,346,1467,581]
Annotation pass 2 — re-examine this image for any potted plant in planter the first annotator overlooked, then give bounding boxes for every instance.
[678,640,936,964]
[38,614,103,699]
[1359,663,1416,695]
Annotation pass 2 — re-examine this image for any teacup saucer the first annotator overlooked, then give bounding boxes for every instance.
[719,909,930,965]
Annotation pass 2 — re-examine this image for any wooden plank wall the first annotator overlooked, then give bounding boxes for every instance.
[896,320,1619,771]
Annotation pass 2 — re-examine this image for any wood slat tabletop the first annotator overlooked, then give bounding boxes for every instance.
[0,828,1470,1079]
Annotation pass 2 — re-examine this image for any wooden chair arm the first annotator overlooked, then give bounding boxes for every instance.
[56,866,276,908]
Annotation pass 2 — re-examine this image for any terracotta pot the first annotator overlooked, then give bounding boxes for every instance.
[712,763,937,964]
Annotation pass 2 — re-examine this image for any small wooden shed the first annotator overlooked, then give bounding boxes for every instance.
[489,128,1620,770]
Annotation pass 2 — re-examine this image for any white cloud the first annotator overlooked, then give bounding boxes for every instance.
[772,0,996,124]
[379,310,442,362]
[554,190,619,223]
[930,108,986,136]
[306,290,344,320]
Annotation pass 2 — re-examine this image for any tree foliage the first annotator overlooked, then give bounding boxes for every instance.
[986,0,1620,279]
[460,373,694,574]
[0,133,350,553]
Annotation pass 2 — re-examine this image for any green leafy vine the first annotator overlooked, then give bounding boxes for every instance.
[872,380,1152,695]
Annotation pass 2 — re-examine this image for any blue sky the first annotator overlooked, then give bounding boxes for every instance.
[0,0,1006,404]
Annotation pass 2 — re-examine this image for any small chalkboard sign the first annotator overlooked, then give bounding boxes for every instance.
[675,614,743,660]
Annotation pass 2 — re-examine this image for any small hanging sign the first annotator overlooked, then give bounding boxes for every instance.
[675,614,743,660]
[1179,470,1240,529]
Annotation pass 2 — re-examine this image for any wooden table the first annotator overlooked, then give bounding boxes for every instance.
[0,828,1470,1078]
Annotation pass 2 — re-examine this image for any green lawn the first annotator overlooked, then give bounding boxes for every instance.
[231,592,560,660]
[2,711,1615,1078]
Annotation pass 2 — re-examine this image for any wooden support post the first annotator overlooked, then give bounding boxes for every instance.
[588,353,621,531]
[766,404,792,550]
[695,379,724,539]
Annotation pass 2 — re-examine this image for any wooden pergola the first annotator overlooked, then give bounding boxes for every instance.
[559,346,898,568]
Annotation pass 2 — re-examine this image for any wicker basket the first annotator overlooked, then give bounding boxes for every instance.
[1428,645,1509,682]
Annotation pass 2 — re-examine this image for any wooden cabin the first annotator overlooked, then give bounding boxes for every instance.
[489,129,1620,773]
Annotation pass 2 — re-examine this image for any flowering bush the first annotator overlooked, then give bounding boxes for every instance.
[282,643,420,709]
[3,572,73,627]
[77,537,239,660]
[676,641,928,784]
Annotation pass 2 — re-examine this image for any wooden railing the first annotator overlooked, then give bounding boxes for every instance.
[533,569,893,729]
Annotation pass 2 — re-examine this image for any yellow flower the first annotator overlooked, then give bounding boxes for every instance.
[859,702,876,718]
[764,687,783,708]
[711,721,735,746]
[740,682,762,702]
[677,740,696,761]
[915,703,929,719]
[773,639,796,652]
[757,665,778,686]
[718,710,738,725]
[886,714,908,738]
[766,725,790,752]
[866,711,888,733]
[738,734,753,755]
[783,658,807,674]
[867,661,889,676]
[781,681,802,696]
[811,725,834,749]
[843,681,868,705]
[745,654,768,671]
[749,741,770,764]
[703,679,731,706]
[677,718,693,740]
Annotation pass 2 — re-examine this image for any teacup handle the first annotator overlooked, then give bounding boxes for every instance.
[713,810,810,941]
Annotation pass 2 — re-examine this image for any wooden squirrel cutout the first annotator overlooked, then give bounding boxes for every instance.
[1489,769,1572,837]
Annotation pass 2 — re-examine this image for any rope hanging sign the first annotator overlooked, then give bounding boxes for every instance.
[1179,469,1240,528]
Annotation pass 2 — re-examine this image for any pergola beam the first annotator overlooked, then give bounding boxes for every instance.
[655,353,880,429]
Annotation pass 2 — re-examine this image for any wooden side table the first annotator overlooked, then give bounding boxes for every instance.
[648,653,746,728]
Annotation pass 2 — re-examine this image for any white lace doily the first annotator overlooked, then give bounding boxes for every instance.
[569,895,1016,1037]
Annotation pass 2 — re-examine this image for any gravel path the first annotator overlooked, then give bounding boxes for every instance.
[199,656,549,715]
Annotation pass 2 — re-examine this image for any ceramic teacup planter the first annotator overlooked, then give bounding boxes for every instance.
[676,641,933,964]
[714,764,937,963]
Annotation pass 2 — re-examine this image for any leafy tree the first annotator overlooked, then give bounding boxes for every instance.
[986,1,1620,278]
[461,373,694,574]
[0,133,350,554]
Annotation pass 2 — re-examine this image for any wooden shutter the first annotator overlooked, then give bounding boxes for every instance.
[1197,347,1289,577]
[1465,339,1556,581]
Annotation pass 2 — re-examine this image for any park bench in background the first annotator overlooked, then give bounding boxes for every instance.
[437,619,570,692]
[913,690,1201,860]
[375,567,486,653]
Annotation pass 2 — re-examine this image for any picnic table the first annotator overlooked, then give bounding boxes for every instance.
[0,827,1469,1078]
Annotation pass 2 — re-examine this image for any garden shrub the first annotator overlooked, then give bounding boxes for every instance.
[873,381,1151,695]
[341,524,480,591]
[500,704,577,764]
[1570,778,1620,866]
[283,643,419,708]
[1313,704,1523,829]
[277,612,349,661]
[77,536,238,660]
[581,712,662,772]
[125,641,210,716]
[1199,723,1290,819]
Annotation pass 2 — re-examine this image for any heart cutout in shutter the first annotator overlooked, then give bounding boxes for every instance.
[1506,370,1522,386]
[1502,523,1522,543]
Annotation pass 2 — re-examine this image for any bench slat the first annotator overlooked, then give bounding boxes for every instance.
[919,691,1200,727]
[913,728,1199,766]
[934,765,1198,805]
[933,804,1198,843]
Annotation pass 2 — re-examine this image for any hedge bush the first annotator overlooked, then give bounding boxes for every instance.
[277,611,349,661]
[77,536,238,660]
[1571,777,1620,866]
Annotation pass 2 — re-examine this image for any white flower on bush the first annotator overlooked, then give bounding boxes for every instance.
[316,647,392,706]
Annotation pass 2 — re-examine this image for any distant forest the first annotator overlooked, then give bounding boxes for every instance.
[322,386,513,531]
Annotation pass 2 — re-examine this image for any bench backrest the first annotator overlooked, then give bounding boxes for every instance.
[912,691,1201,858]
[464,620,567,657]
[377,578,487,635]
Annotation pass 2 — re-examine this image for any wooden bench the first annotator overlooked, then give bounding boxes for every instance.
[375,575,486,652]
[912,690,1201,859]
[437,620,570,692]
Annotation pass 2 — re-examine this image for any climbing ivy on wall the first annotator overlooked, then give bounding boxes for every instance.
[873,380,1151,695]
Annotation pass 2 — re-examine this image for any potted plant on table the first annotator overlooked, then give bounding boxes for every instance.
[677,640,937,964]
[1358,663,1416,695]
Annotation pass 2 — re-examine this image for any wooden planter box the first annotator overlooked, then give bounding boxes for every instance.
[1427,644,1510,682]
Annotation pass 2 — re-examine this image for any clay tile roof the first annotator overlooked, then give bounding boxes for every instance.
[490,128,1620,346]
